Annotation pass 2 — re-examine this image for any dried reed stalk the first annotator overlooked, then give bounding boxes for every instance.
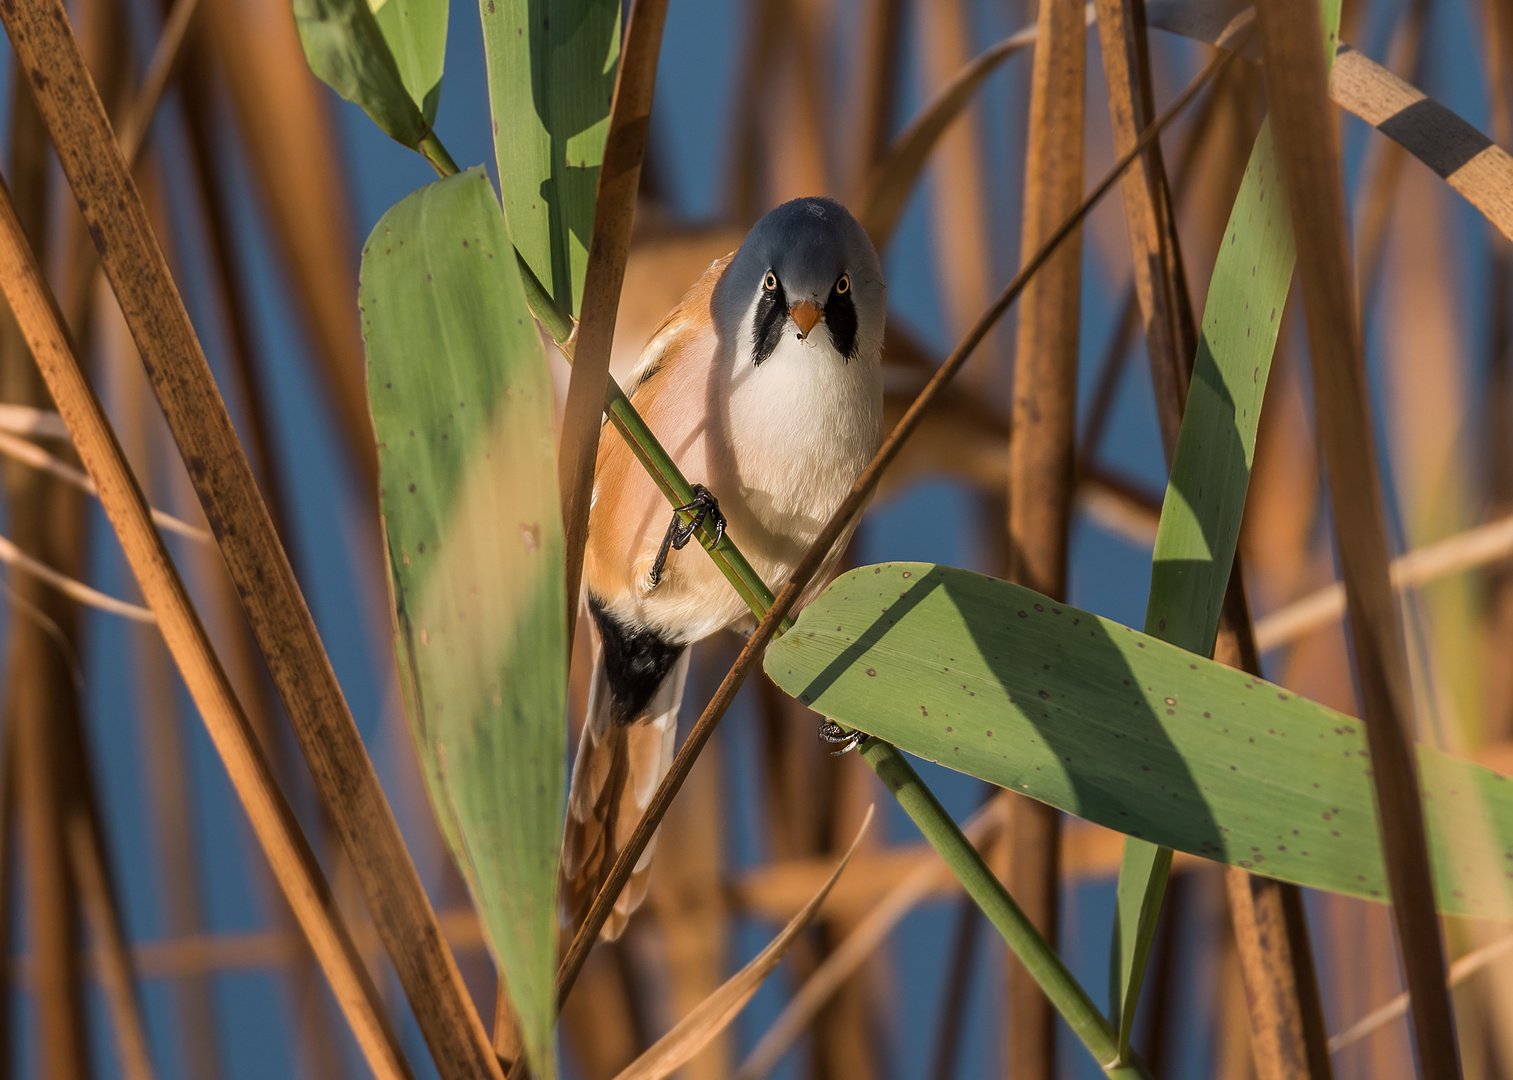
[0,168,414,1080]
[1093,0,1196,459]
[558,0,672,650]
[1255,0,1460,1072]
[0,0,501,1069]
[66,810,155,1080]
[1004,0,1087,1071]
[0,69,90,1080]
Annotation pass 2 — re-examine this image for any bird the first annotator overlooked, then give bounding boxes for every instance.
[561,196,887,939]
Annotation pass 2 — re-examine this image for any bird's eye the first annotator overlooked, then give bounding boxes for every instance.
[836,274,850,294]
[763,271,778,291]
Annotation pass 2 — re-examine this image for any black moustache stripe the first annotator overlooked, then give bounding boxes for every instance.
[752,277,788,366]
[825,287,858,361]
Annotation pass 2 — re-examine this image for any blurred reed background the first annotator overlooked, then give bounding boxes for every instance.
[0,0,1509,1077]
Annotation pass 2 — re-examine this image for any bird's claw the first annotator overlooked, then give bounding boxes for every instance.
[818,719,869,755]
[648,485,725,587]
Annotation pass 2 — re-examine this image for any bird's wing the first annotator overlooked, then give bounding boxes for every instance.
[586,255,732,609]
[620,252,734,398]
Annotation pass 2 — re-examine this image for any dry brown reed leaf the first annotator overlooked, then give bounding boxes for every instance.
[66,812,155,1080]
[111,308,225,1079]
[0,0,499,1068]
[734,801,1003,1080]
[617,807,875,1080]
[1254,1,1459,1072]
[1329,931,1513,1054]
[1253,514,1513,653]
[0,532,155,622]
[1332,47,1513,243]
[559,0,672,650]
[0,170,414,1080]
[0,431,208,541]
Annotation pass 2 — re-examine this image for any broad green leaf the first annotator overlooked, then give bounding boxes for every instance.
[763,563,1513,921]
[362,167,564,1080]
[292,0,444,147]
[481,0,621,324]
[371,0,448,124]
[1112,0,1341,1048]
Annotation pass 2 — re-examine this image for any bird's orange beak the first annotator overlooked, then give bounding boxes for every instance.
[789,300,822,340]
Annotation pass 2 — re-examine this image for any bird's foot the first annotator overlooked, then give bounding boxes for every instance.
[648,485,726,587]
[818,718,869,755]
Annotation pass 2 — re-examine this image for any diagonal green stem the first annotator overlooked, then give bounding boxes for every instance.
[863,740,1154,1078]
[600,377,785,626]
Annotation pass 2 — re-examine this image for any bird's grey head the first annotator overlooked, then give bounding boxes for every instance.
[712,197,886,367]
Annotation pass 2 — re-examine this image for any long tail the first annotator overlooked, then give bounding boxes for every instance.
[560,637,690,940]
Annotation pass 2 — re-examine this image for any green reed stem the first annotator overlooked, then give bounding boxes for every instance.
[861,740,1153,1078]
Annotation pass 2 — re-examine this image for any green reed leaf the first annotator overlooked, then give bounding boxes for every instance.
[291,0,445,148]
[765,563,1513,922]
[480,0,621,327]
[362,167,564,1080]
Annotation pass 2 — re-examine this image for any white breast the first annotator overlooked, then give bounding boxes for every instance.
[608,301,884,645]
[721,314,883,550]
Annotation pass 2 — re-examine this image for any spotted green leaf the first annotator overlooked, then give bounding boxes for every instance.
[764,563,1513,920]
[362,167,564,1080]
